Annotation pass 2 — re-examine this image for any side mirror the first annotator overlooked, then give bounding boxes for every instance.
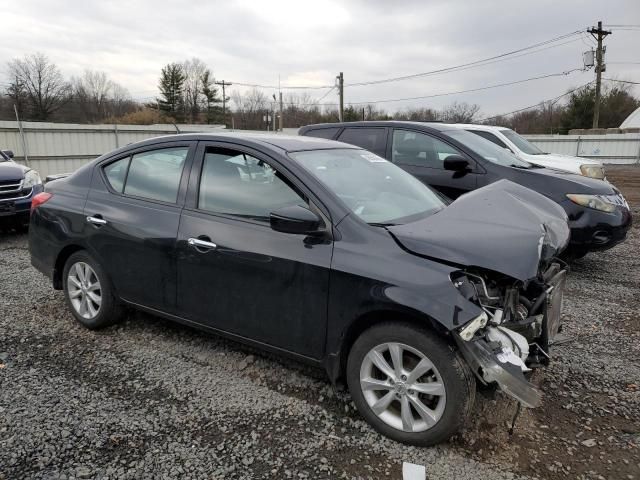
[270,205,322,235]
[2,150,14,159]
[443,154,470,172]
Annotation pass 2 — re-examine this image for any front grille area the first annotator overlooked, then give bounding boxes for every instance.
[0,179,31,202]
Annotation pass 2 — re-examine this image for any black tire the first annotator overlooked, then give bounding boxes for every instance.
[62,250,124,329]
[346,322,475,446]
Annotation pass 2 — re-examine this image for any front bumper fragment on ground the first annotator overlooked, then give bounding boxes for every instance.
[454,334,542,408]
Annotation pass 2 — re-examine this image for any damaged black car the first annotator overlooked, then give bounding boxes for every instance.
[29,134,569,446]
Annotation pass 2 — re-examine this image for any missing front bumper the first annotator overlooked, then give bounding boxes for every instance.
[454,334,542,408]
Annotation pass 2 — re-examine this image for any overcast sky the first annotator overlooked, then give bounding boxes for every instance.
[2,0,639,117]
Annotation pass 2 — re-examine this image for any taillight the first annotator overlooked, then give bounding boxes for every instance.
[31,192,52,213]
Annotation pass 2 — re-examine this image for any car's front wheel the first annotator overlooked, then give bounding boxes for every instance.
[62,251,124,329]
[346,322,475,446]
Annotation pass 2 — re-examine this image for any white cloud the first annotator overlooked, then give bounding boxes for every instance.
[1,0,638,115]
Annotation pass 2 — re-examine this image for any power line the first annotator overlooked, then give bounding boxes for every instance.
[229,81,333,90]
[344,30,584,87]
[603,78,640,85]
[315,87,335,103]
[221,29,585,90]
[479,81,594,122]
[341,69,585,105]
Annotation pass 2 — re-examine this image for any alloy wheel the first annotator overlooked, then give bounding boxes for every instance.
[359,342,446,433]
[67,262,102,319]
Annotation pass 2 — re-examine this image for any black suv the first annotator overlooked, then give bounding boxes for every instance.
[299,121,632,258]
[0,149,44,230]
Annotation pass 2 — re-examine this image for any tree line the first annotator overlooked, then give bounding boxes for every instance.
[1,52,638,133]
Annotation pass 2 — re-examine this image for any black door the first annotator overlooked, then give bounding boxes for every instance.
[390,129,480,199]
[175,143,333,359]
[84,142,195,311]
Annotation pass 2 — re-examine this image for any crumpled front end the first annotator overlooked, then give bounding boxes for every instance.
[450,261,568,408]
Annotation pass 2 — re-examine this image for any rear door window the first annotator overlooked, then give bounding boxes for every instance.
[123,147,188,203]
[337,128,387,157]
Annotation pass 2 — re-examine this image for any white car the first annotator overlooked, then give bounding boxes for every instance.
[452,124,605,180]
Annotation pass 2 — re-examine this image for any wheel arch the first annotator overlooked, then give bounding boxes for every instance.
[327,308,452,386]
[52,244,86,289]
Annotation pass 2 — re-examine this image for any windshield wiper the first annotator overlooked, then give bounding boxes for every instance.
[510,164,532,169]
[368,222,398,227]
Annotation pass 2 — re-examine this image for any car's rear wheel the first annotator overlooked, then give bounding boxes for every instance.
[346,322,474,446]
[62,251,124,329]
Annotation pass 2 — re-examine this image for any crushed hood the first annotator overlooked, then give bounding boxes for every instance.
[388,180,570,281]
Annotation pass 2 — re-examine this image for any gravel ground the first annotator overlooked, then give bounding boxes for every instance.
[1,165,639,480]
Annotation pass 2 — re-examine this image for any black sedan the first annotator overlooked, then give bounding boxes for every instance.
[30,133,569,445]
[299,121,632,258]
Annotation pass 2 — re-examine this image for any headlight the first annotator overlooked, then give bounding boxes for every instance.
[23,170,42,188]
[566,193,616,213]
[579,164,605,179]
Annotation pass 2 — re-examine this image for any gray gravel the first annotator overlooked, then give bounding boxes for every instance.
[1,192,638,479]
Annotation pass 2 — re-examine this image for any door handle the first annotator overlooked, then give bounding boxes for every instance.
[187,237,217,250]
[86,215,107,226]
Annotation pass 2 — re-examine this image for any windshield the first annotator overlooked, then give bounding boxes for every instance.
[0,151,8,162]
[445,130,534,168]
[289,149,445,225]
[501,129,545,155]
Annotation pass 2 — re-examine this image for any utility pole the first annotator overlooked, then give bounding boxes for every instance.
[588,21,612,129]
[215,80,232,125]
[336,72,344,122]
[13,104,29,167]
[279,91,283,132]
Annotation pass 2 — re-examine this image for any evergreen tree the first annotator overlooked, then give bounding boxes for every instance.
[200,70,223,124]
[157,63,185,119]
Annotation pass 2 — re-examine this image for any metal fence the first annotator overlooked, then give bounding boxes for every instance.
[1,120,638,178]
[525,133,640,165]
[0,121,229,178]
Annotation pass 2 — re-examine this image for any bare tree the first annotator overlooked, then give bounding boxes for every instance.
[182,58,208,123]
[73,70,112,122]
[7,53,71,120]
[440,101,480,123]
[393,107,439,121]
[109,83,134,118]
[231,88,269,129]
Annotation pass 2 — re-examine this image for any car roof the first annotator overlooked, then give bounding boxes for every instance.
[447,124,511,133]
[109,132,361,156]
[300,121,454,133]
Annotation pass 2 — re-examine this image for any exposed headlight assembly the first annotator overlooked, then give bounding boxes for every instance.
[23,170,42,188]
[579,164,605,179]
[566,193,616,213]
